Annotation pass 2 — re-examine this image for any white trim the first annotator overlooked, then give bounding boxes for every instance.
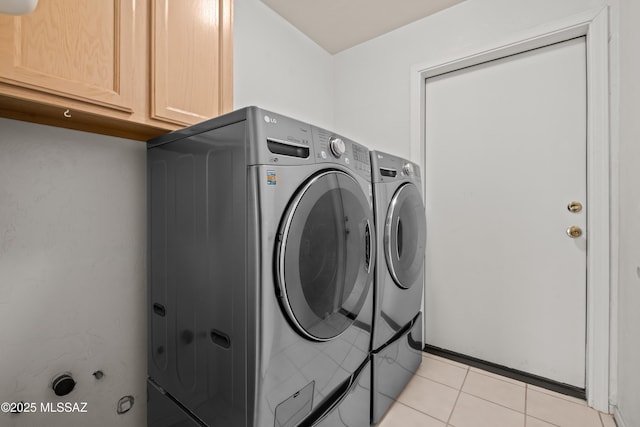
[411,7,611,411]
[584,8,611,413]
[606,0,620,411]
[614,407,628,427]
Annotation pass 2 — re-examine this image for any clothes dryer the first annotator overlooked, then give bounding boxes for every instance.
[147,107,375,427]
[370,150,426,424]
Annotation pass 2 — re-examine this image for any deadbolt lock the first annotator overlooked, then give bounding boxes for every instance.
[567,201,583,213]
[566,226,583,238]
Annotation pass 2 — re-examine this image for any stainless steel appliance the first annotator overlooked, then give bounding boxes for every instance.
[147,107,375,427]
[369,150,426,424]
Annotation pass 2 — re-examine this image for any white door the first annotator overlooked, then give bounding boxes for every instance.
[424,37,587,387]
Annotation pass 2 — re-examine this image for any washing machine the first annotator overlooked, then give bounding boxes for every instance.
[369,150,426,424]
[147,107,375,427]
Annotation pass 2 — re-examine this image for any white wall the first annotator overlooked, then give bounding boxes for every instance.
[233,0,335,129]
[615,0,640,424]
[0,119,146,427]
[333,0,607,159]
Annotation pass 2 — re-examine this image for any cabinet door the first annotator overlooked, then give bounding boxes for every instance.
[0,0,134,112]
[151,0,233,126]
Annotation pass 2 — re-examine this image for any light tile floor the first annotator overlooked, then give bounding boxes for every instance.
[378,353,616,427]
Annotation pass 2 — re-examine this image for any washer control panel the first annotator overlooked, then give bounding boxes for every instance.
[312,127,371,179]
[253,107,372,178]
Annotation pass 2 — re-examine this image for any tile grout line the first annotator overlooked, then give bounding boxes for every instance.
[413,370,467,391]
[446,366,470,426]
[524,384,528,427]
[459,389,527,415]
[390,399,449,425]
[527,414,564,427]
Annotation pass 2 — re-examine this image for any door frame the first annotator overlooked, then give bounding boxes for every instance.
[410,7,611,411]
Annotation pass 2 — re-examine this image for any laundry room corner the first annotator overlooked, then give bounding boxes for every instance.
[232,0,336,129]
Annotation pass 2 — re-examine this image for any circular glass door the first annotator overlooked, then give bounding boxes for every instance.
[276,170,374,341]
[385,182,426,289]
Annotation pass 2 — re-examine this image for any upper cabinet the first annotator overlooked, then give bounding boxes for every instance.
[0,0,233,140]
[152,0,233,125]
[0,0,135,113]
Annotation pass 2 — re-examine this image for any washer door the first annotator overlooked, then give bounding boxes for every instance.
[385,183,426,289]
[277,170,374,341]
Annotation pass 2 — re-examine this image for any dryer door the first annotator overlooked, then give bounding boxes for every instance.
[385,182,426,289]
[277,170,374,341]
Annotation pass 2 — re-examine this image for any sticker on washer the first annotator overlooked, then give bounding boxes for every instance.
[267,170,277,185]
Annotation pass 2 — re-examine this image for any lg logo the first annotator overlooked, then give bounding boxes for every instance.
[264,115,277,124]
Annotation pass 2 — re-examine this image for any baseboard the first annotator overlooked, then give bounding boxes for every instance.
[424,344,586,400]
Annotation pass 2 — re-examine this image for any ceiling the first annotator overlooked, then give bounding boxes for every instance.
[259,0,466,54]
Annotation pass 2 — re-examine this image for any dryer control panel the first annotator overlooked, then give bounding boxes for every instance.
[371,150,421,185]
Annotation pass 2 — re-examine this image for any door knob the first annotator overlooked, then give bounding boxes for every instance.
[566,226,582,238]
[567,201,583,213]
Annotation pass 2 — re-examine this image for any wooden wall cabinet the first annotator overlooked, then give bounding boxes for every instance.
[0,0,135,113]
[0,0,233,141]
[152,0,233,125]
